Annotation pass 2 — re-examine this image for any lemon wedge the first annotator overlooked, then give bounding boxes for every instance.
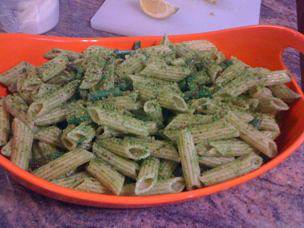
[139,0,179,20]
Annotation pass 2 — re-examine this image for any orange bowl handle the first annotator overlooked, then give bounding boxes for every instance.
[279,27,304,54]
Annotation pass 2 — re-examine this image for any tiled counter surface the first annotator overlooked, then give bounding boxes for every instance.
[0,0,303,227]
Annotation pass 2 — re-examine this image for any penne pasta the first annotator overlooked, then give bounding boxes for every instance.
[143,99,163,125]
[34,105,68,126]
[270,84,301,103]
[176,129,201,190]
[135,157,160,195]
[200,153,263,186]
[75,177,112,194]
[0,61,33,89]
[32,149,94,180]
[10,118,34,170]
[44,48,82,61]
[165,114,214,131]
[164,119,239,143]
[257,96,289,113]
[97,137,150,160]
[38,55,69,82]
[215,57,247,86]
[93,143,139,179]
[140,61,191,82]
[198,156,235,168]
[1,139,13,157]
[226,111,277,158]
[61,122,95,150]
[34,126,63,148]
[262,70,291,86]
[116,53,146,77]
[52,172,89,188]
[3,94,33,128]
[86,158,125,195]
[209,139,256,157]
[88,105,157,137]
[0,99,10,146]
[28,80,79,118]
[138,177,185,196]
[158,160,178,180]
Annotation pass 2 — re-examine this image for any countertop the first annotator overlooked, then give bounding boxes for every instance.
[0,0,303,227]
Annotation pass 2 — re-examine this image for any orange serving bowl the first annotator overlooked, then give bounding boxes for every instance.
[0,25,304,208]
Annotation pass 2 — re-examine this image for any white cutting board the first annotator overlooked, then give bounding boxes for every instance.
[91,0,262,36]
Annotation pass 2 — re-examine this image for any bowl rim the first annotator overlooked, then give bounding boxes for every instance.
[0,24,304,207]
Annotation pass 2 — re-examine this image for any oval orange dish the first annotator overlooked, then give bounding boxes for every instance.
[0,25,304,208]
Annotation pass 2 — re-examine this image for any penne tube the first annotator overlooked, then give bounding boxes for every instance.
[75,177,112,194]
[66,100,91,125]
[195,141,210,156]
[37,141,59,159]
[1,139,12,157]
[80,57,106,89]
[102,136,180,162]
[226,111,277,158]
[116,53,146,77]
[141,44,174,58]
[261,130,280,140]
[209,139,256,157]
[198,156,235,168]
[165,114,214,130]
[47,70,75,85]
[262,70,291,86]
[143,99,163,125]
[100,92,141,111]
[0,99,10,146]
[16,69,42,103]
[257,114,280,133]
[3,94,33,128]
[88,106,157,137]
[215,69,262,97]
[52,172,89,188]
[164,119,240,143]
[10,118,34,170]
[140,61,191,82]
[93,143,139,179]
[145,139,180,162]
[158,90,188,112]
[270,84,301,103]
[200,153,263,186]
[61,122,95,150]
[83,46,112,60]
[28,80,79,118]
[129,74,182,101]
[250,86,273,99]
[215,57,247,86]
[138,177,185,196]
[233,111,255,123]
[33,83,60,100]
[135,157,160,195]
[32,149,94,180]
[176,129,201,190]
[86,158,125,195]
[44,48,82,61]
[38,55,69,82]
[0,61,33,88]
[34,126,63,148]
[34,105,68,126]
[257,96,289,113]
[97,137,150,160]
[158,160,178,180]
